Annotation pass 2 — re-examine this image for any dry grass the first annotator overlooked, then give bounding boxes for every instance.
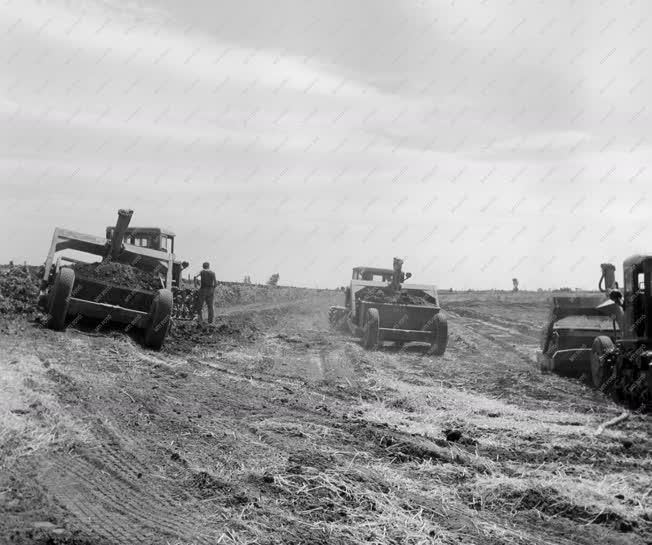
[270,464,456,545]
[465,472,650,523]
[0,348,88,466]
[227,417,500,545]
[2,288,650,545]
[334,342,652,543]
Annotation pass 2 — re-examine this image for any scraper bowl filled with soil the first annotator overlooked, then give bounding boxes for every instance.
[37,209,180,349]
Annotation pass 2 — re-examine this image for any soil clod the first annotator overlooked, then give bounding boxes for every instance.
[0,266,41,314]
[73,262,162,291]
[357,287,431,305]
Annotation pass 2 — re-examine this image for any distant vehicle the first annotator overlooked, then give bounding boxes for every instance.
[328,261,448,354]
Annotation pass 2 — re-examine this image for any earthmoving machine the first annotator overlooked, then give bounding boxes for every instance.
[37,209,189,348]
[329,258,448,354]
[103,224,194,319]
[538,293,615,378]
[539,258,651,409]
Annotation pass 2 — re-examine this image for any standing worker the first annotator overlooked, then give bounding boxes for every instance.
[193,262,217,324]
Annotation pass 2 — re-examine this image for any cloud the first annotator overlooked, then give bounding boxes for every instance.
[1,0,651,289]
[2,1,383,100]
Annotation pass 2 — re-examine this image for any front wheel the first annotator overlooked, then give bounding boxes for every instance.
[328,306,349,331]
[538,352,553,373]
[47,268,75,331]
[429,313,448,356]
[145,289,173,349]
[590,335,614,388]
[362,308,379,350]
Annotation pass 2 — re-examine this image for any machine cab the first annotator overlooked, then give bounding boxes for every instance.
[105,227,175,254]
[622,255,652,340]
[352,267,394,282]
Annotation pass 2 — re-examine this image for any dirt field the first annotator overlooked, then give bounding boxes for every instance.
[1,288,650,545]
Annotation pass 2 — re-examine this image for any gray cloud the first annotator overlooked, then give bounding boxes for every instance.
[1,0,651,289]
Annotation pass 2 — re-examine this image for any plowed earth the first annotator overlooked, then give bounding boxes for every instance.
[0,289,650,545]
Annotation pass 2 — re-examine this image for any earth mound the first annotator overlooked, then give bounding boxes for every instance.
[0,266,41,314]
[358,287,431,305]
[74,262,162,292]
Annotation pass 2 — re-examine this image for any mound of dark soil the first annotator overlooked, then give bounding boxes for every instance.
[74,262,161,291]
[0,266,41,314]
[357,287,430,305]
[165,319,257,352]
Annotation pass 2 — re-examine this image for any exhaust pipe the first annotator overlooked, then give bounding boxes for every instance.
[599,263,616,292]
[598,262,624,335]
[109,209,133,260]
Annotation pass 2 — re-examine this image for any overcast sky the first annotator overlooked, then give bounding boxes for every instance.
[1,0,650,289]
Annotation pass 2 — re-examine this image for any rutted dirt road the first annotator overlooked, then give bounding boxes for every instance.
[1,291,651,545]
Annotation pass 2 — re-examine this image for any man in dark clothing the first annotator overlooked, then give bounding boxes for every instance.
[193,262,217,323]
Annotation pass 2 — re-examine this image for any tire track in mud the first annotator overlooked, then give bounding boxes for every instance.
[10,301,651,545]
[132,344,449,479]
[446,310,540,363]
[33,359,232,544]
[37,302,622,543]
[34,401,223,544]
[40,454,217,545]
[34,339,368,545]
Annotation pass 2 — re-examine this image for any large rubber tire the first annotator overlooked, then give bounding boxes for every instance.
[362,308,380,350]
[429,312,448,356]
[328,306,348,331]
[328,306,338,328]
[144,289,173,350]
[590,335,614,388]
[538,352,553,373]
[47,268,75,331]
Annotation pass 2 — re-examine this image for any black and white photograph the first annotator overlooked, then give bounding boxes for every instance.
[1,1,651,543]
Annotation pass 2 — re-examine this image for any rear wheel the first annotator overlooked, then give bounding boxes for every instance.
[538,352,552,373]
[429,312,448,355]
[145,289,173,349]
[362,308,379,350]
[328,306,348,331]
[590,335,614,388]
[47,268,75,331]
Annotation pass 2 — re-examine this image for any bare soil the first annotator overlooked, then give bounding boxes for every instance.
[73,262,163,292]
[0,266,41,315]
[0,288,650,545]
[357,287,431,305]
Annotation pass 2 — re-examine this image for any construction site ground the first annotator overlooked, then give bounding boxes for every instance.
[1,288,651,545]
